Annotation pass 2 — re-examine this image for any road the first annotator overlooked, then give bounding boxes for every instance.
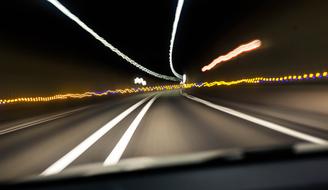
[1,85,328,181]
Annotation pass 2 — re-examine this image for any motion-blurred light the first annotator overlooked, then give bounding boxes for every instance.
[47,0,178,81]
[202,39,261,72]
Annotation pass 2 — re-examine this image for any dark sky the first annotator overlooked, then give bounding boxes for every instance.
[1,0,328,97]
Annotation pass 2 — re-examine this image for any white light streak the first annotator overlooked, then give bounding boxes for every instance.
[47,0,179,81]
[182,74,187,84]
[169,0,184,80]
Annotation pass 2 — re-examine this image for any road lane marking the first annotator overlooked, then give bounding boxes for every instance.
[104,95,159,165]
[183,93,328,145]
[0,107,90,135]
[41,96,151,176]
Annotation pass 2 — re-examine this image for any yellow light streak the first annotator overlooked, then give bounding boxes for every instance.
[0,71,327,105]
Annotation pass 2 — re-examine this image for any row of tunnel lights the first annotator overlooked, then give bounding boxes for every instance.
[0,71,327,105]
[259,72,327,82]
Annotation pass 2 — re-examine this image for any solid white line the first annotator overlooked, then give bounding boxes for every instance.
[41,96,151,176]
[183,93,328,145]
[0,107,89,135]
[104,95,158,166]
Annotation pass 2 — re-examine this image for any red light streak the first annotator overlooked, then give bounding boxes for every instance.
[202,39,261,72]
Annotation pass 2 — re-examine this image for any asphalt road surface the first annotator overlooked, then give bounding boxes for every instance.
[1,85,328,181]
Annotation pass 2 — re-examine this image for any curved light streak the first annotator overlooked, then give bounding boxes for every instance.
[169,0,184,80]
[202,39,262,72]
[47,0,179,81]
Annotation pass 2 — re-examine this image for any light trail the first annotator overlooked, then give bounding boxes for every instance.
[169,0,184,80]
[47,0,179,82]
[202,39,262,72]
[0,71,327,105]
